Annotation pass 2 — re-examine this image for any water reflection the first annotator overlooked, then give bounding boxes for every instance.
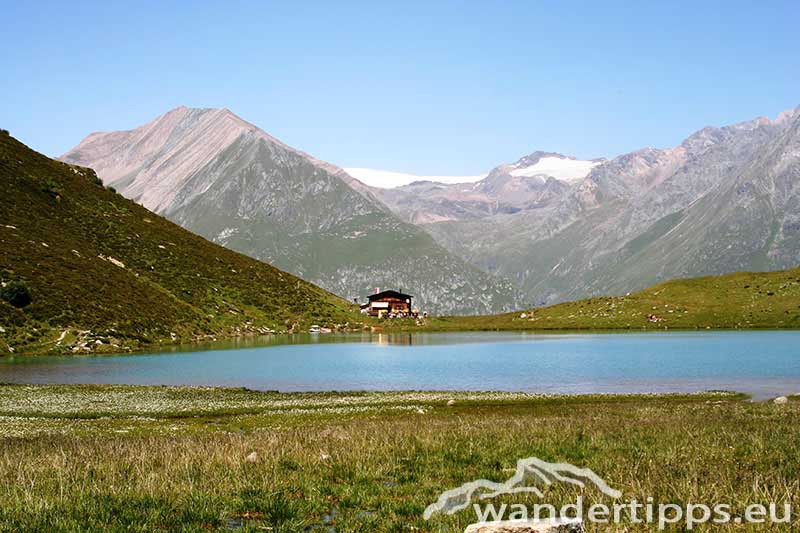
[156,330,534,354]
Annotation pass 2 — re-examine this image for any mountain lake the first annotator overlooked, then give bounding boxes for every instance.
[2,331,799,400]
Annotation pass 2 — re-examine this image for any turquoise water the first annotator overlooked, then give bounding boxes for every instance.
[2,331,800,399]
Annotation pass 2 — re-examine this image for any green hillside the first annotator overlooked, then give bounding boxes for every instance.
[0,131,362,355]
[420,267,800,331]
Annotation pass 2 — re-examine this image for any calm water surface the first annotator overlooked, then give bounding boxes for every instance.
[2,331,800,399]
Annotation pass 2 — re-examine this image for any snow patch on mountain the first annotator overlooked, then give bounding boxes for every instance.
[509,156,601,181]
[344,167,486,189]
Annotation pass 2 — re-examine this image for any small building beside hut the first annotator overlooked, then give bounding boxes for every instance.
[361,289,414,318]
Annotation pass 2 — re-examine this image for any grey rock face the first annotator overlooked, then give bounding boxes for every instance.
[61,107,521,315]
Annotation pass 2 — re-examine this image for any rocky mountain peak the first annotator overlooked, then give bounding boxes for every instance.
[61,106,358,214]
[513,151,571,168]
[775,105,800,125]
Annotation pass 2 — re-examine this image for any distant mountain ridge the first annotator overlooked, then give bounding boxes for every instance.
[62,107,521,315]
[412,106,800,305]
[372,151,602,224]
[343,167,487,188]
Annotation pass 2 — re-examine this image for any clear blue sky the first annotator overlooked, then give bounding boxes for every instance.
[2,0,798,174]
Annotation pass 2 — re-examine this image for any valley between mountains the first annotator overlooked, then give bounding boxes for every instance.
[61,105,800,314]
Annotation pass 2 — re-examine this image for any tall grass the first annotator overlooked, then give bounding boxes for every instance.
[0,386,797,530]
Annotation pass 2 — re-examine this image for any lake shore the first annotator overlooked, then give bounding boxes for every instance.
[1,384,798,531]
[6,321,800,359]
[4,265,800,357]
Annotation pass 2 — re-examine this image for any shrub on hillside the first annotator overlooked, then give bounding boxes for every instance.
[0,129,8,135]
[41,177,62,200]
[1,280,32,308]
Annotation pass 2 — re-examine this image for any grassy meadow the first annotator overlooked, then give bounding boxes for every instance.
[0,385,798,531]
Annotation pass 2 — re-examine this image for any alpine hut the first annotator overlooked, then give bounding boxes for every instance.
[363,289,413,318]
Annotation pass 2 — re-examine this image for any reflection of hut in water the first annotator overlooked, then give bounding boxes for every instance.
[361,289,414,318]
[374,333,416,346]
